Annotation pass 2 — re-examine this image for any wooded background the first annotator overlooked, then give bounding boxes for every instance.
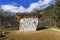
[0,0,60,29]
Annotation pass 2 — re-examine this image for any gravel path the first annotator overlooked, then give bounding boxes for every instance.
[6,29,60,40]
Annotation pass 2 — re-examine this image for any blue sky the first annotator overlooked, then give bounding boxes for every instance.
[0,0,39,8]
[0,0,56,13]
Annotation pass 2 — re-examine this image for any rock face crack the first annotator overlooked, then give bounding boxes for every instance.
[19,16,38,32]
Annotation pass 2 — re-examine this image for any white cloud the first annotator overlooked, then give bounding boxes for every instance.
[26,3,39,13]
[1,0,55,13]
[1,5,18,13]
[18,6,26,13]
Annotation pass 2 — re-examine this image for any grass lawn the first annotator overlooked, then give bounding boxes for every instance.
[50,26,60,30]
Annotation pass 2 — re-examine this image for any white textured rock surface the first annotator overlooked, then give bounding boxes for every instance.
[19,16,38,32]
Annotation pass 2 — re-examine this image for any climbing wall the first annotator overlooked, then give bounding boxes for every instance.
[19,16,38,32]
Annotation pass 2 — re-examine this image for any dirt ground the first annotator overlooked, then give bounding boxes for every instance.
[6,29,60,40]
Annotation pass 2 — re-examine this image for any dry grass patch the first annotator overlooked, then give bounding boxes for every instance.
[6,29,60,40]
